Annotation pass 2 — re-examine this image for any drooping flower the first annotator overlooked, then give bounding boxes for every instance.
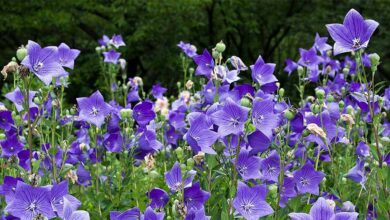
[5,181,56,220]
[355,141,370,157]
[293,161,325,195]
[143,206,164,220]
[62,197,90,220]
[250,56,277,86]
[234,149,261,180]
[193,49,214,79]
[289,197,358,220]
[103,133,123,152]
[98,35,110,46]
[186,112,219,154]
[5,87,37,112]
[211,98,249,136]
[111,34,126,48]
[103,50,121,64]
[58,43,80,69]
[21,40,66,85]
[0,134,24,158]
[251,98,278,139]
[326,9,379,55]
[110,207,141,220]
[233,181,274,220]
[76,165,92,187]
[165,162,196,192]
[259,150,280,183]
[230,56,248,71]
[148,188,169,209]
[184,182,210,211]
[50,180,81,218]
[132,101,156,126]
[346,158,366,188]
[247,130,271,154]
[284,59,298,76]
[177,41,197,58]
[76,90,112,127]
[314,33,332,53]
[151,83,167,99]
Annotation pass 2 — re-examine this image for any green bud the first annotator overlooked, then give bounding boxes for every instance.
[315,89,325,100]
[33,97,42,105]
[279,88,285,97]
[326,94,334,102]
[338,100,345,111]
[297,66,304,76]
[16,47,27,61]
[212,49,220,59]
[369,53,380,66]
[342,177,347,183]
[0,133,5,140]
[342,68,349,75]
[216,41,226,53]
[187,158,194,169]
[180,164,186,171]
[311,104,320,114]
[120,109,133,119]
[149,170,160,179]
[177,81,181,89]
[302,129,310,137]
[268,184,278,198]
[213,142,226,154]
[175,147,184,160]
[284,110,295,120]
[95,46,102,53]
[240,97,251,108]
[189,67,195,75]
[346,105,354,114]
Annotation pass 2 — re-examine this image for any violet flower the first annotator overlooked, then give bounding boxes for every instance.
[111,34,126,48]
[148,188,169,209]
[143,206,164,220]
[21,40,66,85]
[326,9,379,55]
[5,87,37,112]
[251,98,278,139]
[110,207,141,220]
[5,181,56,220]
[62,197,90,220]
[151,83,167,99]
[103,50,121,64]
[184,181,210,211]
[250,55,278,86]
[289,197,358,220]
[76,90,112,128]
[165,162,196,192]
[234,149,261,181]
[259,150,280,183]
[58,43,80,69]
[0,134,24,158]
[293,161,325,195]
[178,41,197,58]
[211,97,249,136]
[186,112,218,154]
[193,49,214,79]
[233,181,274,219]
[132,101,156,126]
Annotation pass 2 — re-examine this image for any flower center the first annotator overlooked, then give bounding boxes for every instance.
[90,106,99,116]
[300,177,310,186]
[27,200,38,212]
[267,165,276,174]
[173,182,182,191]
[238,165,248,175]
[241,201,254,213]
[352,38,361,49]
[254,113,265,125]
[33,62,44,72]
[229,117,240,127]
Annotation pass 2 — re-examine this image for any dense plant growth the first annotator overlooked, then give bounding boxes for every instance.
[0,9,389,220]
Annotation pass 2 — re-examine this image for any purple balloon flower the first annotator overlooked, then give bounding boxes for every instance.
[5,181,56,220]
[62,197,90,220]
[21,40,66,85]
[151,83,167,99]
[98,35,110,46]
[111,34,126,48]
[5,87,37,112]
[132,101,156,126]
[251,98,278,139]
[143,206,164,220]
[314,33,332,53]
[298,47,323,68]
[184,181,210,211]
[103,50,121,64]
[326,9,379,55]
[234,149,261,180]
[0,134,24,158]
[110,207,141,220]
[233,181,274,220]
[148,188,169,209]
[50,180,81,218]
[76,90,111,128]
[250,55,277,86]
[186,112,218,154]
[289,197,358,220]
[259,150,280,183]
[284,59,298,76]
[211,98,249,136]
[1,176,24,204]
[293,161,325,195]
[193,49,214,79]
[177,41,197,58]
[58,43,80,69]
[165,162,195,192]
[0,110,14,131]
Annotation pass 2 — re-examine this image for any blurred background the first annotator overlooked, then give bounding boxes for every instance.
[1,0,389,103]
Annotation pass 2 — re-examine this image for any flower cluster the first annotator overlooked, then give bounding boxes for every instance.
[0,8,389,220]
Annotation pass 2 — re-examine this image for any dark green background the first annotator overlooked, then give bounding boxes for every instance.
[1,0,389,102]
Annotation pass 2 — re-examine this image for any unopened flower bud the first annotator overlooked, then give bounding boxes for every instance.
[284,110,295,120]
[297,66,304,76]
[16,46,27,61]
[185,80,194,89]
[338,100,345,111]
[175,147,184,160]
[346,105,354,114]
[315,89,325,100]
[120,108,133,119]
[240,97,251,108]
[187,158,194,169]
[342,68,349,75]
[326,94,334,102]
[311,104,320,114]
[369,53,380,67]
[216,41,226,53]
[279,88,285,97]
[189,67,194,75]
[212,49,220,59]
